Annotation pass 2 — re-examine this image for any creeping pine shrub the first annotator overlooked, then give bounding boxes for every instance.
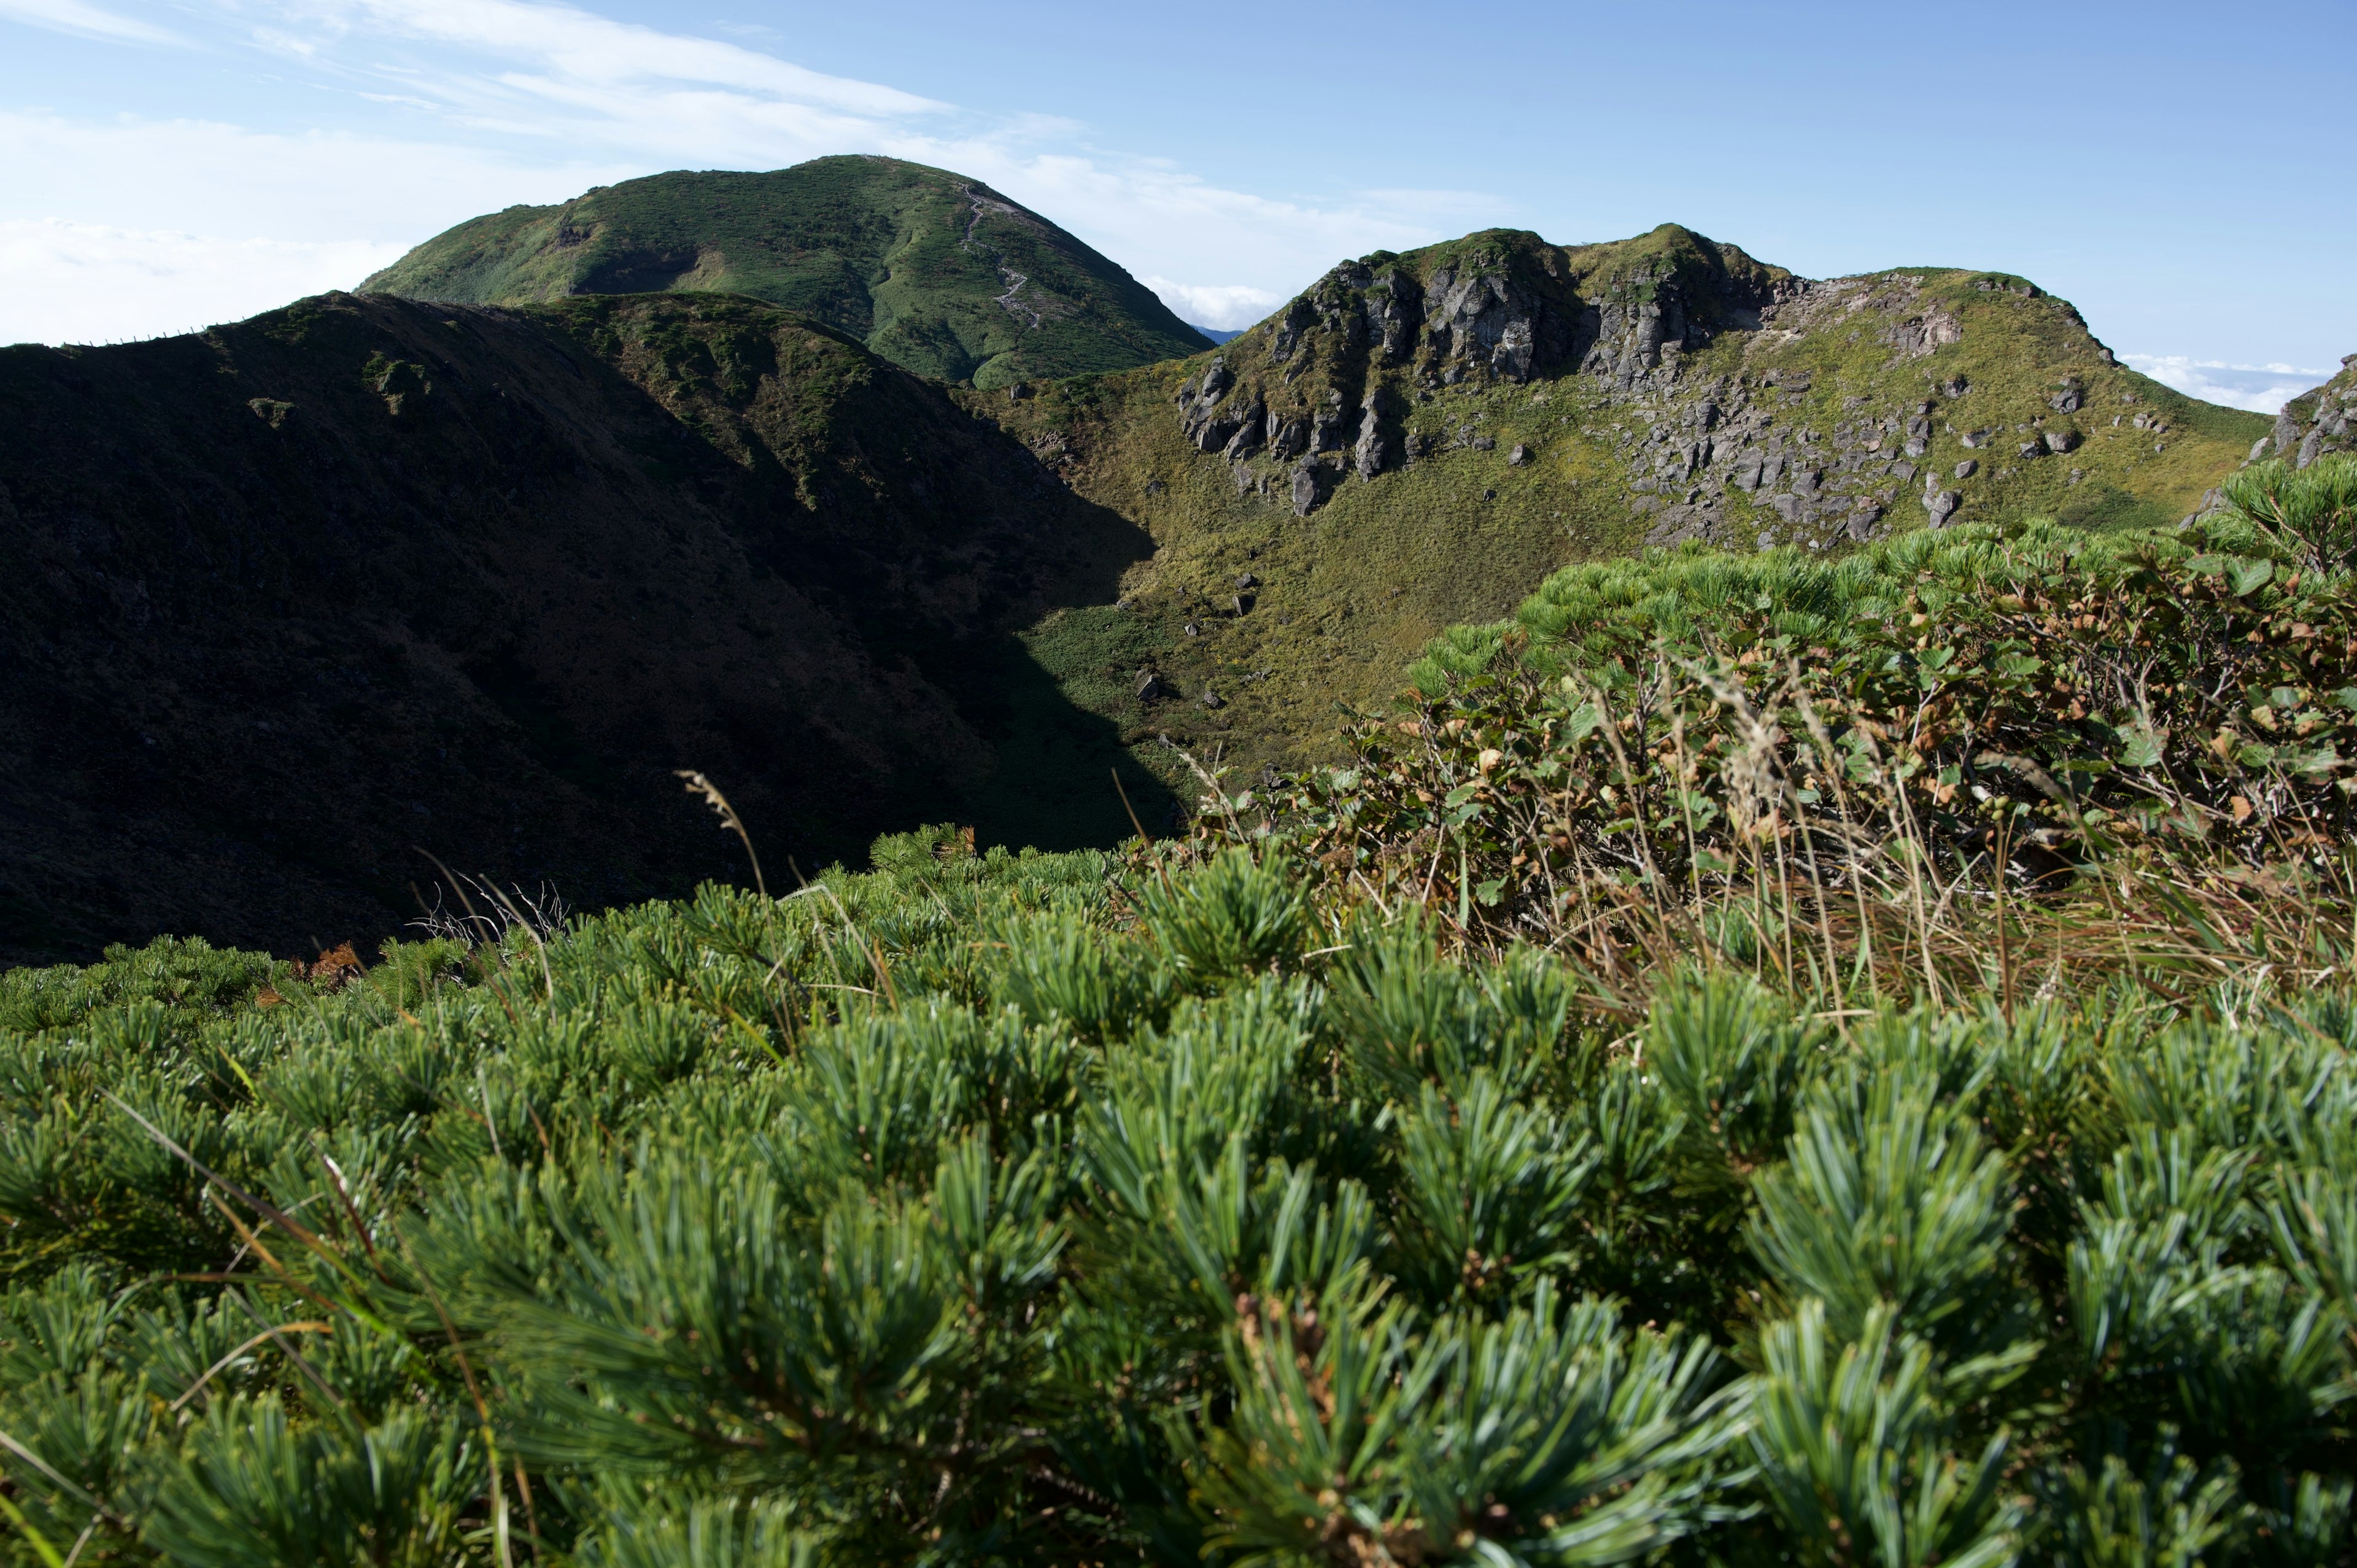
[0,830,2348,1567]
[1263,458,2357,960]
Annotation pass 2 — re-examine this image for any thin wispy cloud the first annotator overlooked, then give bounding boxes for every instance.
[0,0,180,45]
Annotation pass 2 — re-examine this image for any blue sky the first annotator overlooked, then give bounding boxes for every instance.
[2,0,2350,411]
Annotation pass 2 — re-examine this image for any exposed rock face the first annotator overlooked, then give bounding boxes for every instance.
[1354,389,1394,480]
[1146,225,2254,570]
[2271,355,2357,469]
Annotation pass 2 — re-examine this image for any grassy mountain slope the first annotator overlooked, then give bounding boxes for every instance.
[973,223,2270,784]
[0,291,1177,965]
[363,156,1213,387]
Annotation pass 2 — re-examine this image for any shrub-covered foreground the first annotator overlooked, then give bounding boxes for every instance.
[1237,459,2357,1000]
[0,828,2349,1567]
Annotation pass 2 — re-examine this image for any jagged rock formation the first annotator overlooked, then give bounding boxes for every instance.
[1174,227,1786,501]
[1153,230,2253,552]
[362,156,1211,388]
[2269,355,2357,469]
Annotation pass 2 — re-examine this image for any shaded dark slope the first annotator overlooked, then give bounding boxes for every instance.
[0,291,1167,965]
[364,156,1213,387]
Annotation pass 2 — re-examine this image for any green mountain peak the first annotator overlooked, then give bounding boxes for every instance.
[361,155,1213,387]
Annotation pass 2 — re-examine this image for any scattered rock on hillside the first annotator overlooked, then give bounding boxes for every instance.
[1924,473,1962,525]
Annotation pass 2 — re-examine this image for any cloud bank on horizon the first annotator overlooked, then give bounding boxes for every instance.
[2116,355,2338,417]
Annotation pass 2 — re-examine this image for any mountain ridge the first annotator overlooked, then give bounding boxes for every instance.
[969,220,2270,787]
[0,179,2287,964]
[0,288,1174,964]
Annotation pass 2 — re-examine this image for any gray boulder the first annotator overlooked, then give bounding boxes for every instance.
[1291,464,1320,517]
[1954,459,1977,479]
[1353,393,1392,481]
[2044,429,2079,455]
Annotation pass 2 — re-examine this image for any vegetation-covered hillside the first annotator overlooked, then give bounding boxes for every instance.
[0,445,2350,1568]
[977,225,2271,786]
[0,290,1175,966]
[363,157,1213,387]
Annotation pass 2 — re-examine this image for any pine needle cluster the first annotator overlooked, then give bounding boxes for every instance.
[0,822,2348,1566]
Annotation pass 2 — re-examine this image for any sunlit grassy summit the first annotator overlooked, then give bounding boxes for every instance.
[362,155,1214,387]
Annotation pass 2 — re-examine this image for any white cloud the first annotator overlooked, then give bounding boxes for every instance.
[0,219,406,344]
[342,0,947,116]
[1143,277,1280,332]
[0,0,1490,344]
[0,110,622,239]
[2119,353,2336,415]
[0,0,182,45]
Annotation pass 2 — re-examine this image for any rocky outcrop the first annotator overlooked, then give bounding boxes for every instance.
[2271,355,2357,469]
[1156,228,2245,549]
[1175,226,1789,514]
